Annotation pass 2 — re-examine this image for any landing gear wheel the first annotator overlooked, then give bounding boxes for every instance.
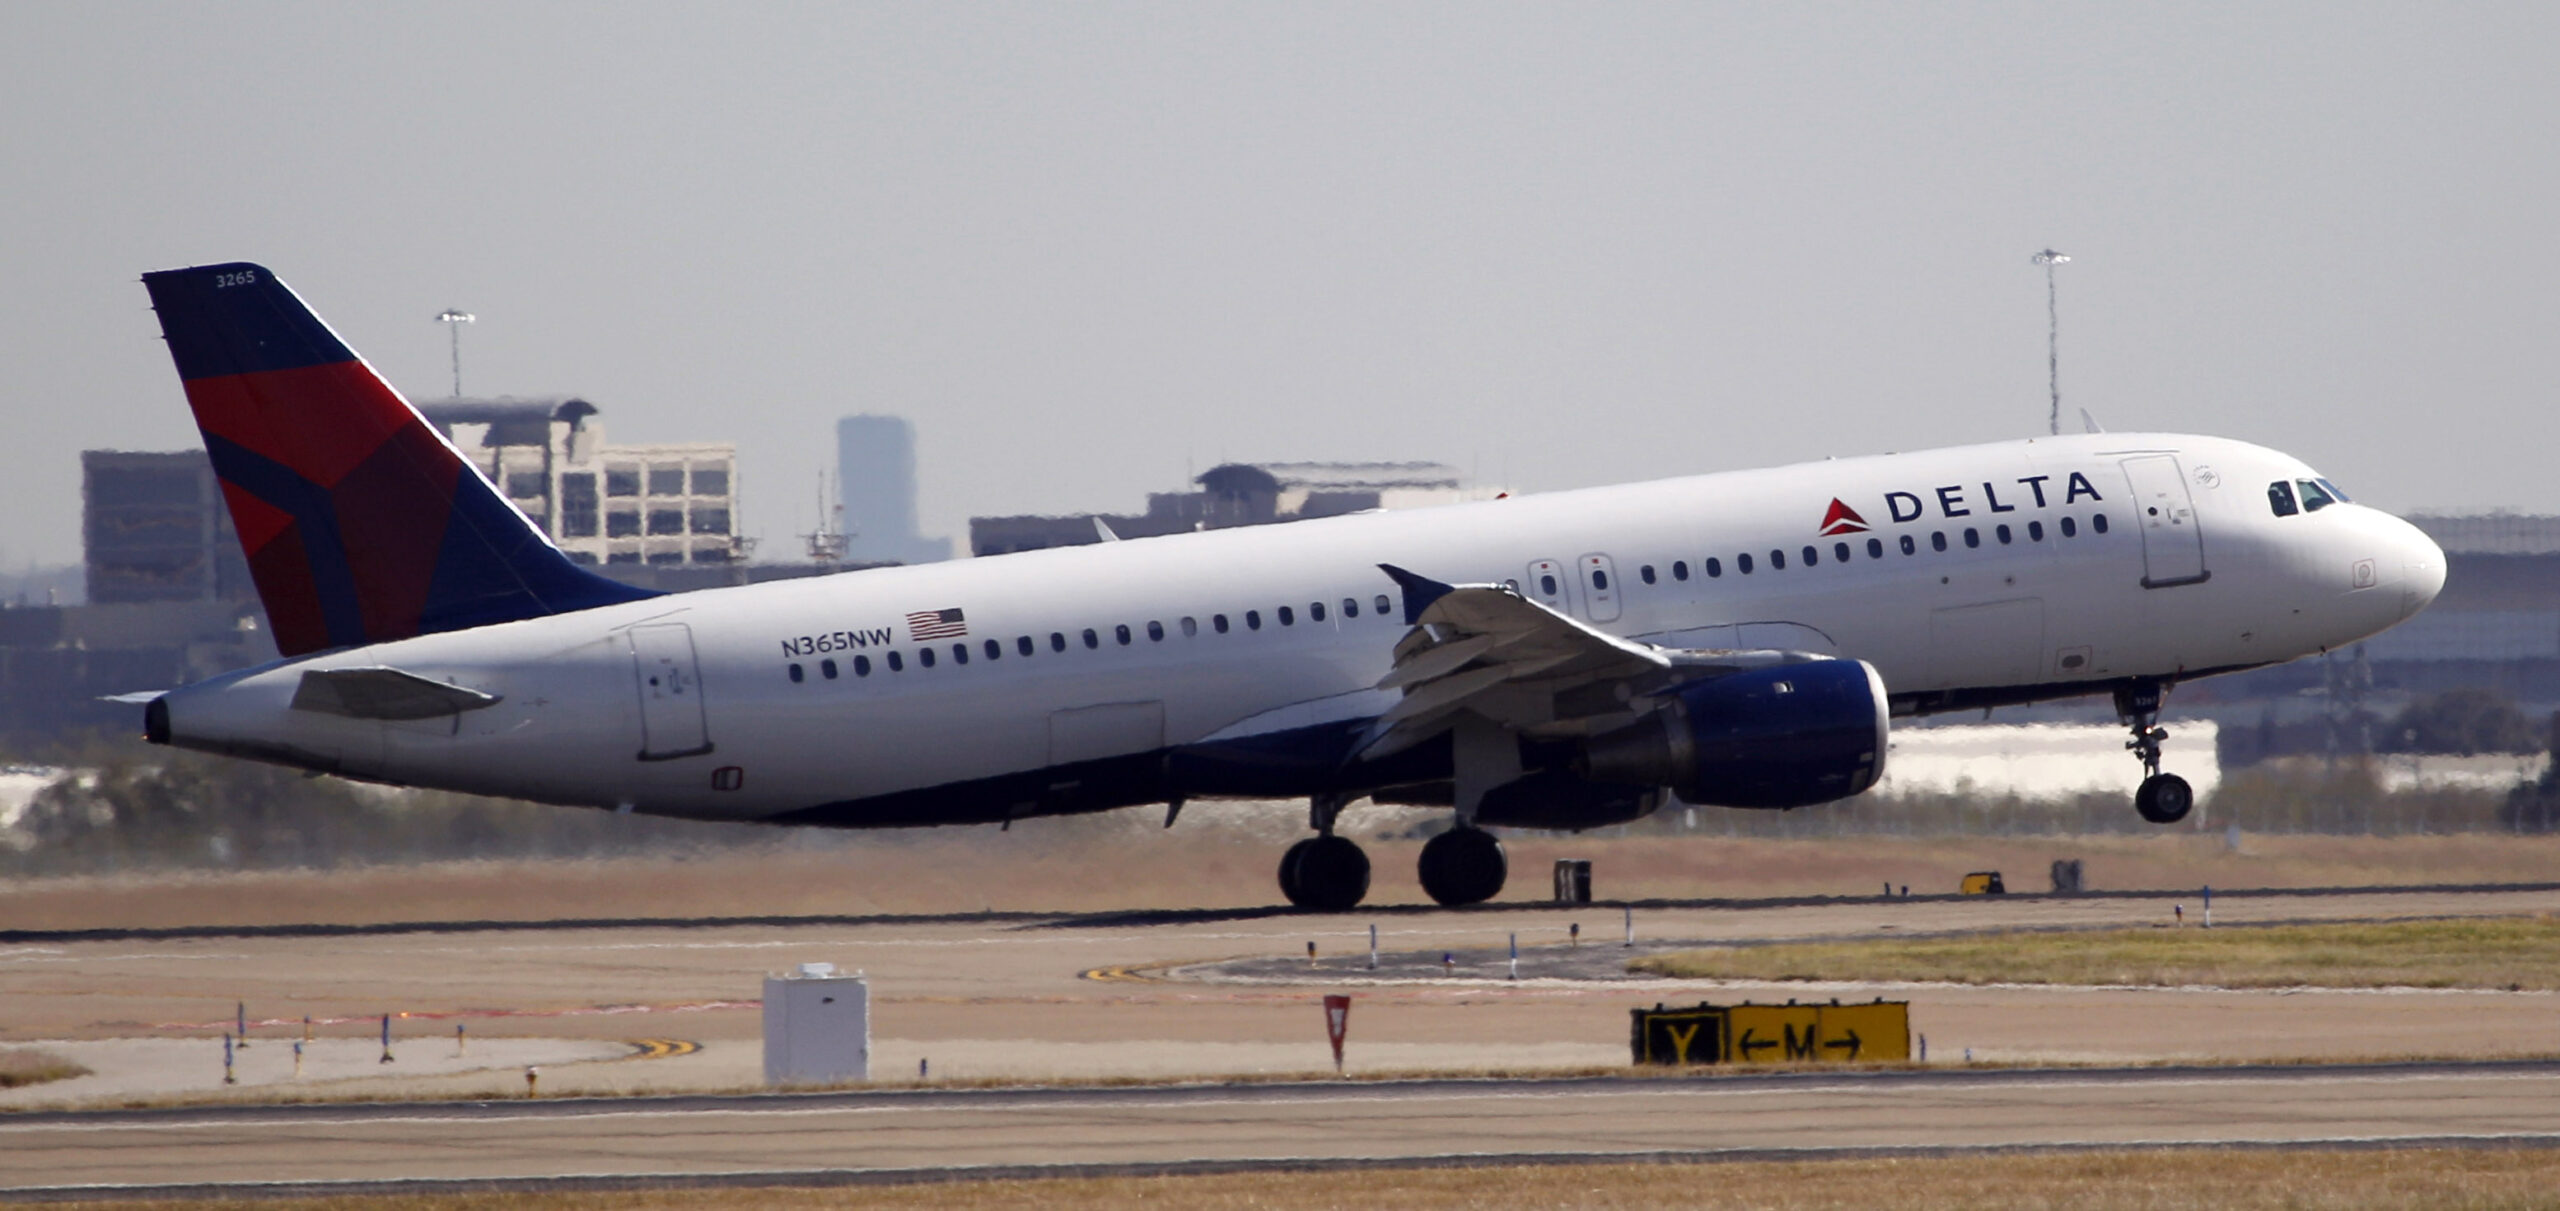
[2135,773,2194,825]
[1279,835,1370,911]
[1418,826,1507,907]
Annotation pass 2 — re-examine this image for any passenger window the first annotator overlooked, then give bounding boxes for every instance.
[1341,598,1358,618]
[1801,545,1817,567]
[1592,569,1610,590]
[1706,557,1723,578]
[2268,480,2299,517]
[918,648,936,668]
[1310,602,1326,622]
[1278,606,1295,626]
[1931,532,1947,552]
[887,651,904,672]
[1770,549,1786,570]
[2028,520,2044,542]
[1996,524,2011,545]
[2061,516,2078,538]
[1018,636,1034,657]
[2093,513,2111,533]
[853,654,871,676]
[1738,553,1755,574]
[1865,538,1882,559]
[1899,535,1916,555]
[1964,528,1980,549]
[1640,565,1656,585]
[821,658,838,679]
[952,644,968,665]
[788,663,804,683]
[1182,616,1199,636]
[985,639,1001,660]
[1147,620,1165,641]
[1214,614,1231,634]
[1834,542,1851,563]
[1246,610,1262,630]
[1374,594,1391,615]
[1050,632,1067,652]
[2296,479,2336,512]
[1115,624,1132,645]
[1540,573,1559,595]
[1672,560,1689,581]
[1082,628,1099,649]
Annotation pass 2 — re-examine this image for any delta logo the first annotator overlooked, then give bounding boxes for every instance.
[1817,499,1869,536]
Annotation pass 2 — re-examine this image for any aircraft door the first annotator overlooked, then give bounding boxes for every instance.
[2120,455,2209,588]
[630,623,714,761]
[1525,559,1578,617]
[1578,554,1622,623]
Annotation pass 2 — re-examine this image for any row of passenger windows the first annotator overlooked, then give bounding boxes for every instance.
[786,594,1398,683]
[1627,513,2112,586]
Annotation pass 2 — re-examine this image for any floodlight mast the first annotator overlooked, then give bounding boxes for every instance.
[2032,250,2069,436]
[436,308,475,397]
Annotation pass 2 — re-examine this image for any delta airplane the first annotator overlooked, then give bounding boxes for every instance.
[135,262,2445,910]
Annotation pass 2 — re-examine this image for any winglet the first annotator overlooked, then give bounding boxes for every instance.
[1378,564,1456,625]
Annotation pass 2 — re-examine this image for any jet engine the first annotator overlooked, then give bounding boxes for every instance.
[1580,659,1888,808]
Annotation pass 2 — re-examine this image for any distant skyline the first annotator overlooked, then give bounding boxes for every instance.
[6,2,2558,568]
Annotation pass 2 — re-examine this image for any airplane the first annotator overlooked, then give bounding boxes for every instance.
[134,261,2446,911]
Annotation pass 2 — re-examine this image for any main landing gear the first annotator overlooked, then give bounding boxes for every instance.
[2116,681,2194,825]
[1278,794,1371,912]
[1276,795,1512,910]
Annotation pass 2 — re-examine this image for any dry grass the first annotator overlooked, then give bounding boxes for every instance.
[7,827,2560,934]
[34,1147,2560,1209]
[1631,914,2560,990]
[0,1047,88,1089]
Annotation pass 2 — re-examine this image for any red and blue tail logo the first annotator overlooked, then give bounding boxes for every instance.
[142,262,655,657]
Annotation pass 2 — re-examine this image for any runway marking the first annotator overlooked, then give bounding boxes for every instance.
[622,1039,703,1061]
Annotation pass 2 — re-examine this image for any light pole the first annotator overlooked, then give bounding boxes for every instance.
[437,309,475,398]
[2031,250,2068,435]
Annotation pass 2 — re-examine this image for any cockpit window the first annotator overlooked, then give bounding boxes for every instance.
[2296,479,2337,513]
[2317,477,2351,503]
[2267,480,2299,517]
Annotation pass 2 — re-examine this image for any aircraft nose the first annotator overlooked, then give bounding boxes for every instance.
[2388,514,2446,619]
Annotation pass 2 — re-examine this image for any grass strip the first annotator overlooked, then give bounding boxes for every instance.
[1629,914,2560,989]
[29,1146,2560,1210]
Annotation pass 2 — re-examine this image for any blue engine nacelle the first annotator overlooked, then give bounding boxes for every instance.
[1580,659,1889,808]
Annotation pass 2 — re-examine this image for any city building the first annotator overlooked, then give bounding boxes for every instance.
[80,450,254,606]
[970,461,1491,556]
[421,398,742,570]
[837,416,949,565]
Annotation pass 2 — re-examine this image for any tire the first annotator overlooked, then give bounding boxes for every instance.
[1283,835,1371,912]
[2135,773,2194,825]
[1418,826,1507,907]
[1276,837,1315,906]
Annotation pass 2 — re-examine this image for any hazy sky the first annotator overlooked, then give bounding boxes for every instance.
[5,2,2556,568]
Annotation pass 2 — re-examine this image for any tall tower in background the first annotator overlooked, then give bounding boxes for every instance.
[836,415,950,565]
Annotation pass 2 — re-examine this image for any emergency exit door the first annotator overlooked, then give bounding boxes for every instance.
[631,623,714,760]
[2119,455,2209,588]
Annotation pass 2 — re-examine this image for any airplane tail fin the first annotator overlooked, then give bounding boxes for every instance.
[141,262,656,658]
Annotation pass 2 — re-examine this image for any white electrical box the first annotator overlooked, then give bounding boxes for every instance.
[762,962,869,1086]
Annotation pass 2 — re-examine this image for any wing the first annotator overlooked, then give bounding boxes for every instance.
[1357,565,1815,761]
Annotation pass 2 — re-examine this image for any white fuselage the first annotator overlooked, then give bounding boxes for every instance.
[158,433,2444,825]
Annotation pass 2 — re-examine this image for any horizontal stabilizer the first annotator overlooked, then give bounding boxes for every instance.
[290,667,502,720]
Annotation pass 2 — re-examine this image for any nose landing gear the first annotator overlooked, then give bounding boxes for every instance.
[2117,681,2194,825]
[1278,793,1371,911]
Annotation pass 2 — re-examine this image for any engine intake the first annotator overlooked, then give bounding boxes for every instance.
[1581,659,1888,808]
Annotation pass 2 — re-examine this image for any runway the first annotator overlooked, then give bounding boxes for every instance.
[7,1062,2560,1197]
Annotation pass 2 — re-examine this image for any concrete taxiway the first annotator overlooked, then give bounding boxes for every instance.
[6,1062,2559,1197]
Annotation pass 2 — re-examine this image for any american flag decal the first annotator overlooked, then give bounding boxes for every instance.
[906,607,968,641]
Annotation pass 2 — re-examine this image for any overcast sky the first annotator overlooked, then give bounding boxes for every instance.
[4,2,2555,569]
